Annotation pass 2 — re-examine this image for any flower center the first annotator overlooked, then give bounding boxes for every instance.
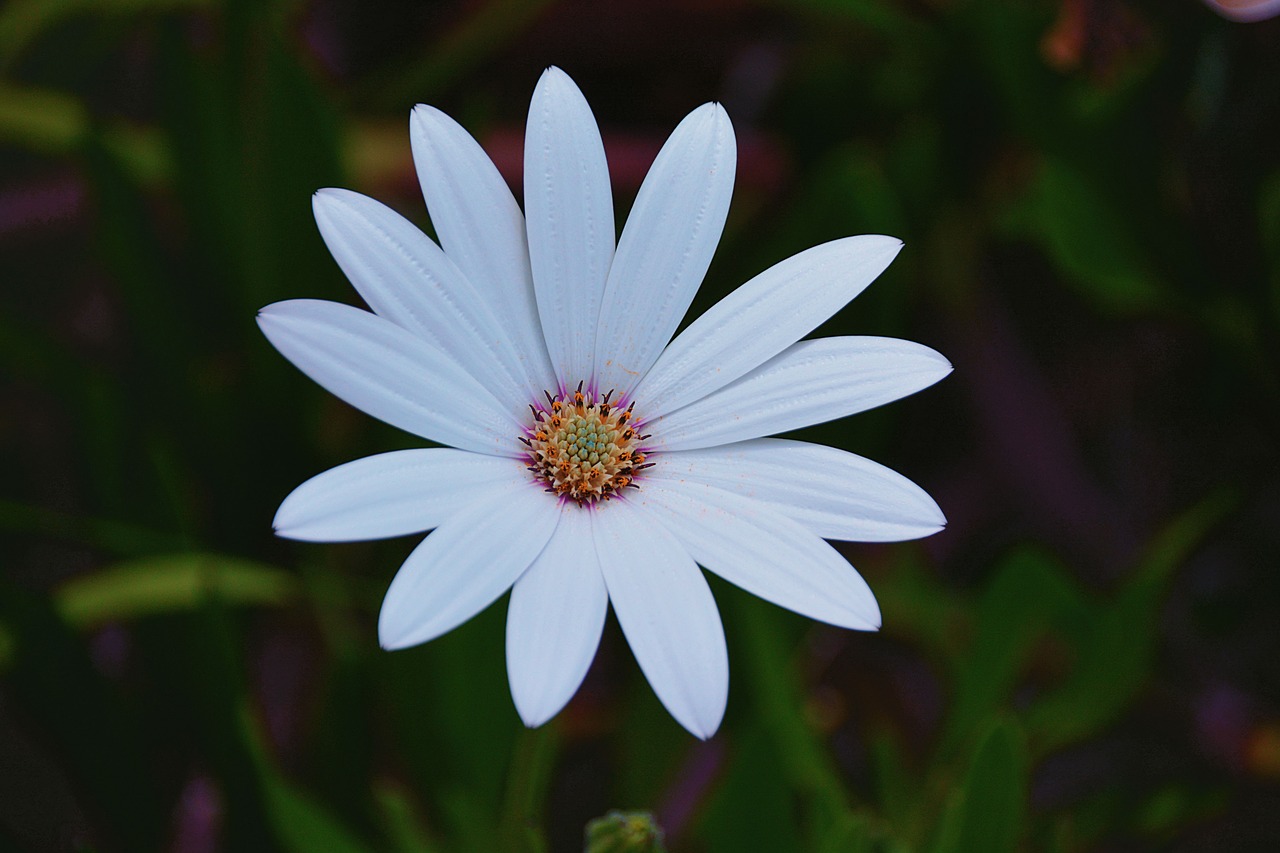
[521,383,651,505]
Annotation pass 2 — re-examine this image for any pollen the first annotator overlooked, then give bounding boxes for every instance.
[523,383,650,504]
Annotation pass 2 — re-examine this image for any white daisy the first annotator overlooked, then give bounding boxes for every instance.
[259,67,950,739]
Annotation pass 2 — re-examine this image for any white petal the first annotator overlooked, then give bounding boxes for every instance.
[1205,0,1280,23]
[506,508,607,727]
[593,503,728,739]
[635,236,903,417]
[592,104,735,400]
[409,105,556,396]
[312,188,531,414]
[646,337,952,452]
[257,299,521,457]
[647,438,945,542]
[378,485,560,650]
[634,481,880,631]
[525,67,615,386]
[274,449,526,542]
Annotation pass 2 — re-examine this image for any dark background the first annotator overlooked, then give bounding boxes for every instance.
[2,0,1278,850]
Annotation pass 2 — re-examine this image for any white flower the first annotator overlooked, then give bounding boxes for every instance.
[259,67,950,739]
[1203,0,1280,22]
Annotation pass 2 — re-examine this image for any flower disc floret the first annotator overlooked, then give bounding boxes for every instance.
[522,383,650,504]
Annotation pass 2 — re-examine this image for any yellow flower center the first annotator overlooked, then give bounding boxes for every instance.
[521,383,650,505]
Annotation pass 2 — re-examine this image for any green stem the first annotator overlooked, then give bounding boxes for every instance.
[498,724,559,853]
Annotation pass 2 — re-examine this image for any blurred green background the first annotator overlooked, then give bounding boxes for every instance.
[2,0,1278,850]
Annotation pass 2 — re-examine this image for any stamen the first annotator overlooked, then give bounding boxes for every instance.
[522,384,651,506]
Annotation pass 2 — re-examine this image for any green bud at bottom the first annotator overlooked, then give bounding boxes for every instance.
[584,810,667,853]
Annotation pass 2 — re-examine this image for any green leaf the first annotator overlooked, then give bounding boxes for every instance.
[730,592,852,834]
[958,0,1059,139]
[55,553,297,627]
[1132,785,1230,840]
[374,781,446,853]
[1130,488,1236,593]
[1027,157,1162,313]
[698,725,805,853]
[81,131,190,398]
[817,813,874,853]
[1027,490,1235,752]
[498,726,558,853]
[264,777,377,853]
[873,555,963,660]
[380,604,516,851]
[868,732,915,830]
[933,721,1027,853]
[939,549,1084,758]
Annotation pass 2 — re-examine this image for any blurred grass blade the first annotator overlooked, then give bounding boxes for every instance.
[0,81,84,152]
[958,0,1058,139]
[868,733,915,832]
[939,549,1083,758]
[933,721,1027,853]
[364,0,554,106]
[0,583,164,848]
[55,553,297,628]
[82,132,189,388]
[0,621,14,671]
[380,605,516,850]
[0,82,169,184]
[0,498,193,555]
[499,726,557,853]
[875,556,965,658]
[375,781,446,853]
[817,813,874,853]
[256,34,346,307]
[0,0,209,71]
[263,777,377,853]
[1132,488,1237,591]
[0,312,94,394]
[697,727,805,852]
[1027,490,1236,752]
[731,592,853,836]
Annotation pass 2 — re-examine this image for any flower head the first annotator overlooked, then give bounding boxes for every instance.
[259,67,951,738]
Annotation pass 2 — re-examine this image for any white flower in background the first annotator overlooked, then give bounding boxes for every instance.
[1203,0,1280,22]
[258,67,950,739]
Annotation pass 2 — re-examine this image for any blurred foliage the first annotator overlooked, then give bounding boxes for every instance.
[2,0,1277,851]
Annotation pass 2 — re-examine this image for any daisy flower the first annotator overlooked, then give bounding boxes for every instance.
[259,67,950,739]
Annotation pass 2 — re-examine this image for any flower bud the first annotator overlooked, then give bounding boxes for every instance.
[584,810,667,853]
